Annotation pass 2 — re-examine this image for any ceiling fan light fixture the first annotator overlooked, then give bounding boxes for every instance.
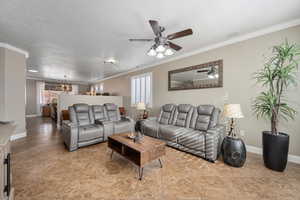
[147,48,157,56]
[104,58,117,64]
[156,52,164,59]
[207,66,219,79]
[208,74,215,79]
[129,20,193,59]
[164,48,174,56]
[156,44,165,52]
[28,69,38,73]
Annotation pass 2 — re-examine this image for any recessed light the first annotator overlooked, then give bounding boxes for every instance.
[28,69,38,73]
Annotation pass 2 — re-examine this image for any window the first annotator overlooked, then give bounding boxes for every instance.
[131,72,152,107]
[93,83,104,94]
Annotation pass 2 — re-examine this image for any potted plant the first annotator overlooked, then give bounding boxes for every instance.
[253,40,300,172]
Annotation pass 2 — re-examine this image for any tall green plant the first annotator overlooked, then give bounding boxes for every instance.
[253,41,300,134]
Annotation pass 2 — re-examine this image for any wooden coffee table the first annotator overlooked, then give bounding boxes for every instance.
[108,132,166,180]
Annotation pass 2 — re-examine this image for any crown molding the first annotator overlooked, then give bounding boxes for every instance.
[91,18,300,83]
[0,42,29,58]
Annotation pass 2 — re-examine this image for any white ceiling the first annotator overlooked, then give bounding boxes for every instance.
[1,0,300,83]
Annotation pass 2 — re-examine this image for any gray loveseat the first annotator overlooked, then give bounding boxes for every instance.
[141,104,225,162]
[61,103,134,151]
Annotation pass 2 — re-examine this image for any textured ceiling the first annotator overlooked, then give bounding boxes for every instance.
[1,0,300,83]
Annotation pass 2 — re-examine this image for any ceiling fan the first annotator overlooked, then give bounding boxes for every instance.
[129,20,193,58]
[197,66,219,79]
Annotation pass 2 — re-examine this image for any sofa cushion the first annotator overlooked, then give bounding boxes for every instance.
[177,130,205,151]
[72,104,91,126]
[68,106,77,124]
[76,112,91,126]
[142,119,159,138]
[78,124,103,142]
[159,125,190,142]
[105,103,118,111]
[158,104,176,125]
[104,103,121,121]
[190,105,218,131]
[172,104,194,128]
[74,103,89,113]
[209,108,221,128]
[92,105,108,121]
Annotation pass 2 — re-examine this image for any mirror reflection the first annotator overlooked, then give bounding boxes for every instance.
[168,60,223,90]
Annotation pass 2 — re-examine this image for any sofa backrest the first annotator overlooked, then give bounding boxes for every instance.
[158,104,176,125]
[104,103,121,121]
[190,105,220,131]
[172,104,194,128]
[91,105,108,122]
[69,103,92,126]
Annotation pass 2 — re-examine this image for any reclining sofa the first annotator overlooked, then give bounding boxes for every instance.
[141,104,225,162]
[61,103,134,151]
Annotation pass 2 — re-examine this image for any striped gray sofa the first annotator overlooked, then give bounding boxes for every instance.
[141,104,225,162]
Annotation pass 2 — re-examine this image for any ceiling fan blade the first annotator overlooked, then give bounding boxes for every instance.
[168,42,182,51]
[149,20,161,36]
[167,29,193,40]
[197,70,209,73]
[129,39,153,42]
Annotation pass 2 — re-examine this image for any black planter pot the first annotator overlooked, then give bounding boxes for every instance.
[222,136,247,167]
[262,131,289,172]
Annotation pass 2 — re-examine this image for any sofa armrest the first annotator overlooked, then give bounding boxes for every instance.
[95,120,114,140]
[95,119,113,125]
[207,124,226,136]
[62,120,77,128]
[121,116,135,123]
[205,124,226,161]
[61,120,79,151]
[144,117,157,122]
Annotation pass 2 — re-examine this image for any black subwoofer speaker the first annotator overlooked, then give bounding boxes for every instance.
[222,136,246,167]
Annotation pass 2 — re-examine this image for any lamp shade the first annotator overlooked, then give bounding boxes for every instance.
[223,104,244,118]
[136,102,146,110]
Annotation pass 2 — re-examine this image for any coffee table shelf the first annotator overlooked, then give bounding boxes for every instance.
[108,133,166,180]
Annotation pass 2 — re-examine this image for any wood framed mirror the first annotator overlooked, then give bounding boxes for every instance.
[168,60,223,91]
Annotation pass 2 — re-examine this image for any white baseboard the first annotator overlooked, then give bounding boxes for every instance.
[10,132,27,141]
[246,145,300,164]
[246,145,262,154]
[26,114,41,118]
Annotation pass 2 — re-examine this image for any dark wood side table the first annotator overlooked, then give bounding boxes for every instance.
[42,105,51,117]
[108,132,166,180]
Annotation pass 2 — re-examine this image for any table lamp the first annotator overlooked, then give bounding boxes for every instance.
[136,102,146,111]
[136,102,146,120]
[223,104,244,137]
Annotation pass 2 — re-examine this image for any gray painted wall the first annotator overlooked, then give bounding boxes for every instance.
[26,79,37,115]
[97,25,300,156]
[0,48,5,120]
[0,47,26,134]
